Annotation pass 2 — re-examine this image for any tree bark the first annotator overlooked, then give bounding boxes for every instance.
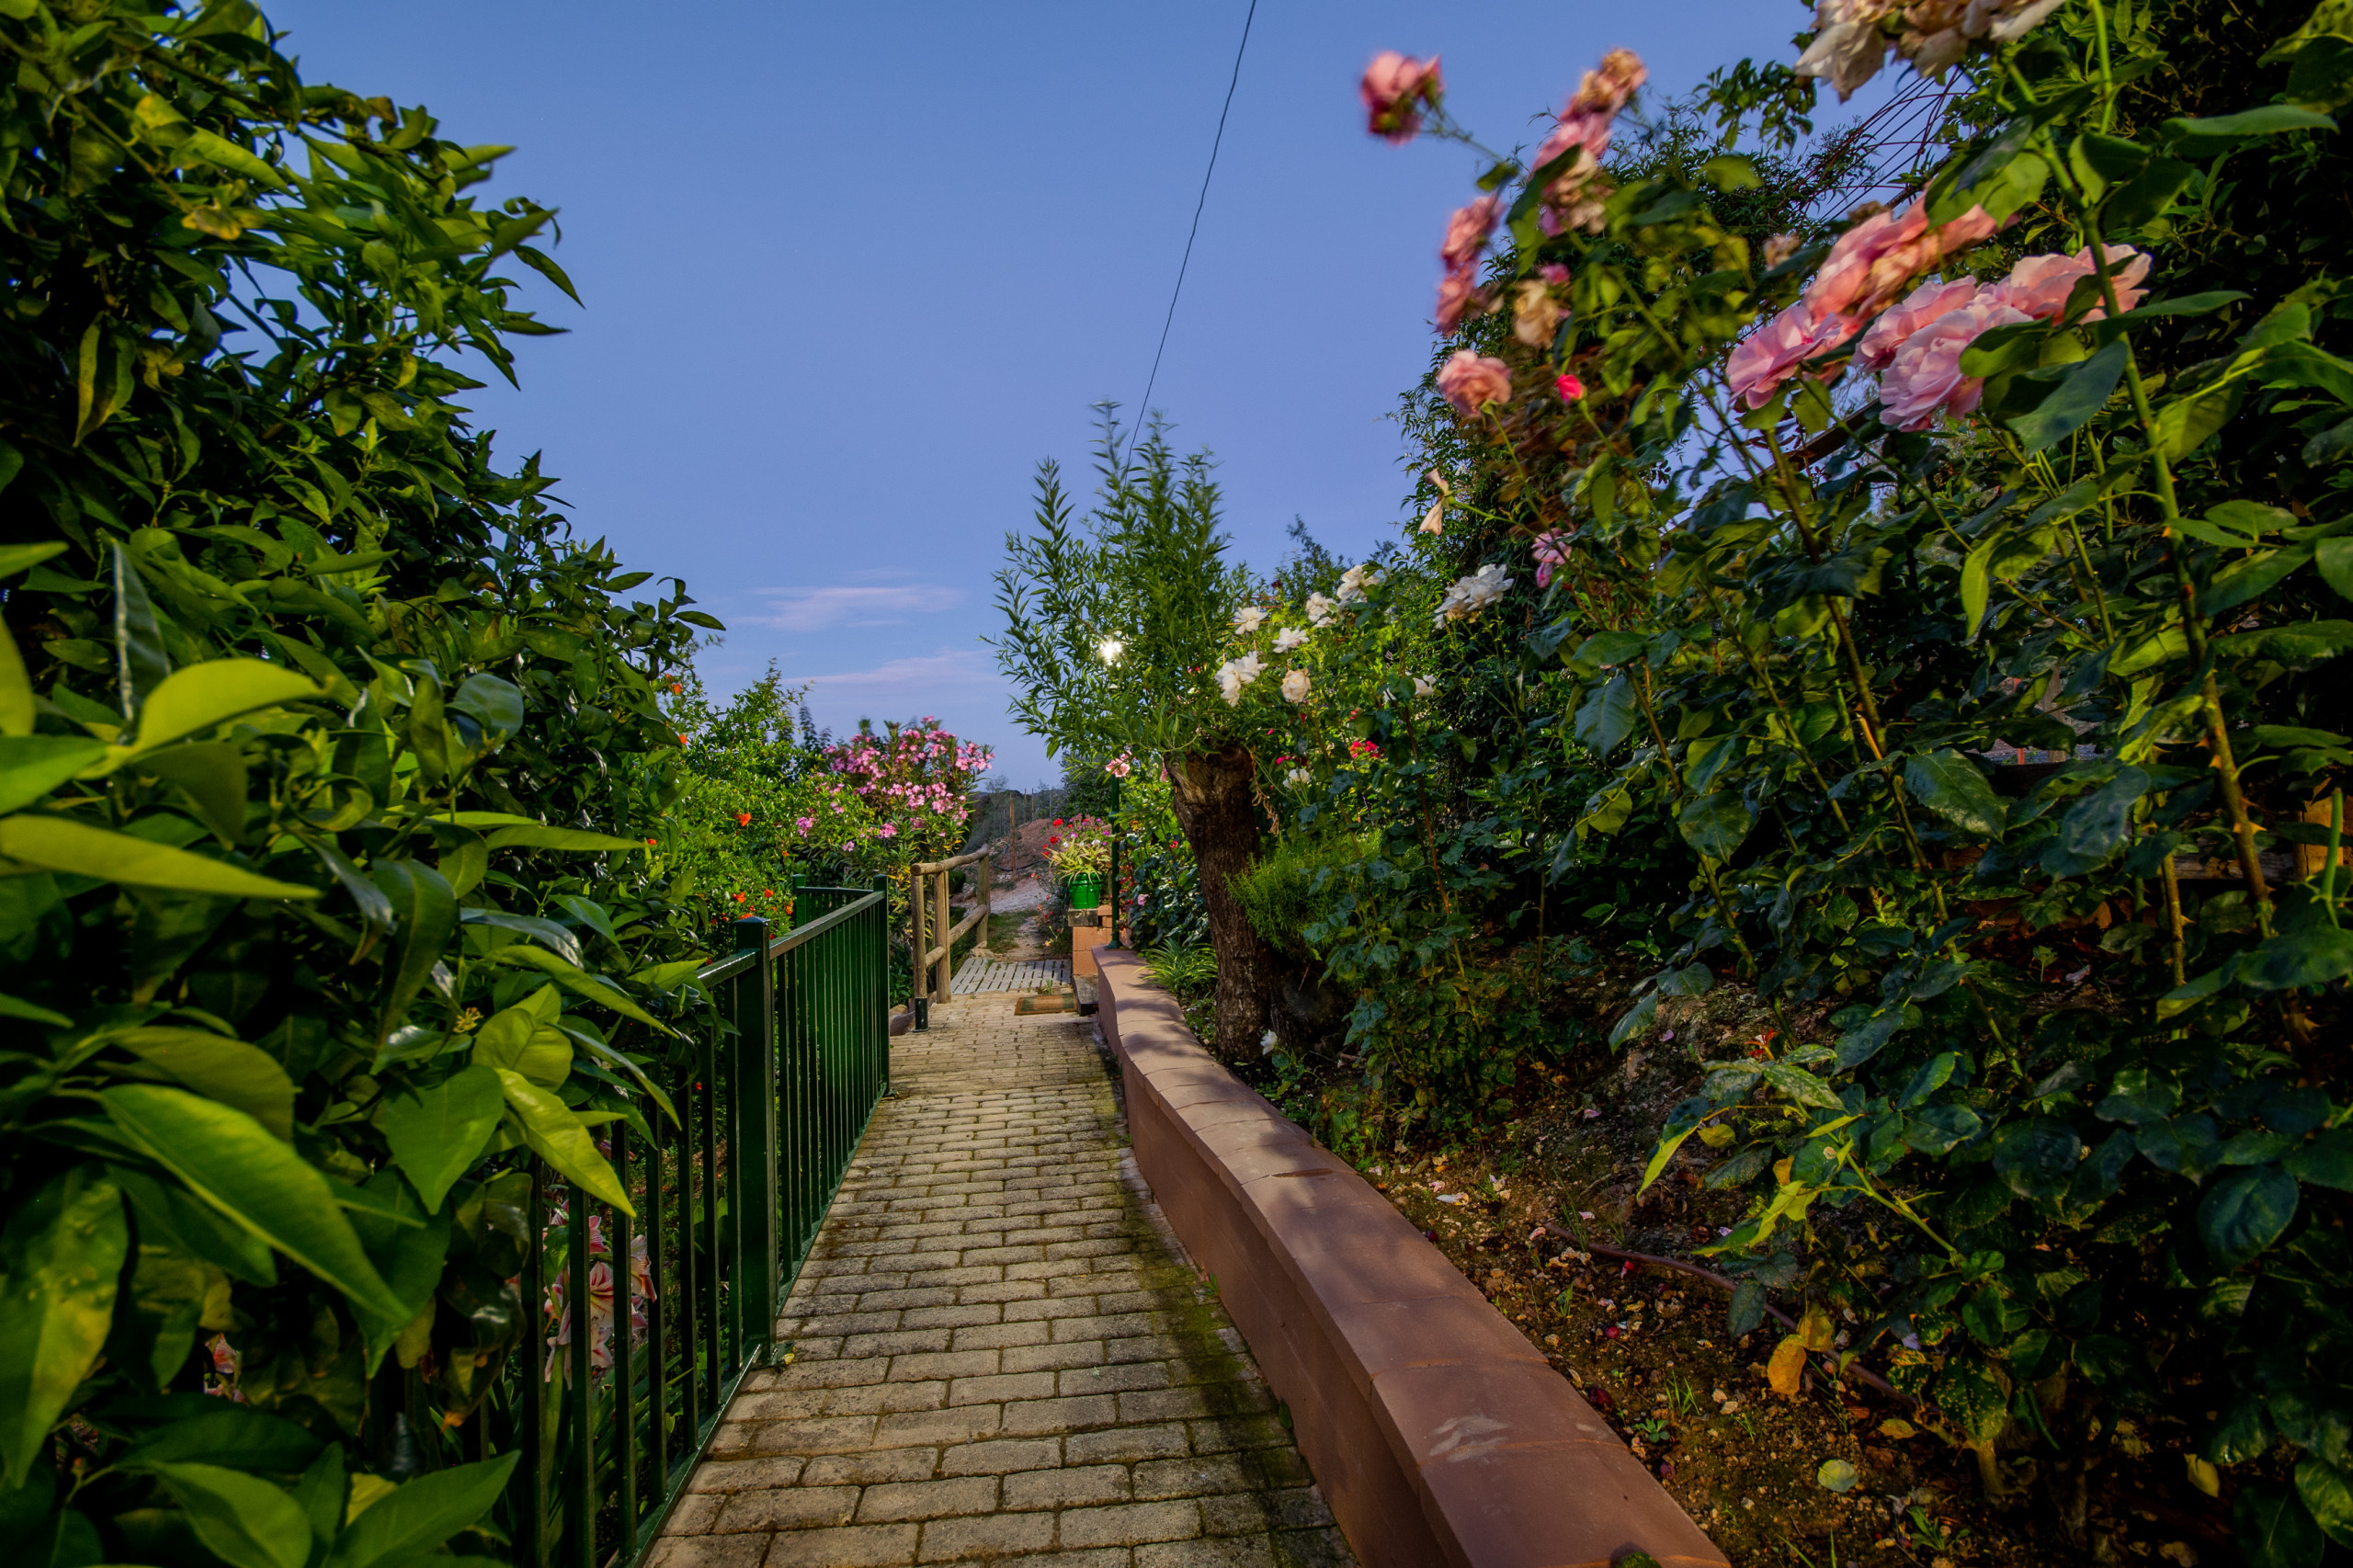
[1166,744,1275,1063]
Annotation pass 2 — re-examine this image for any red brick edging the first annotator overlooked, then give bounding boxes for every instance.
[1095,949,1728,1568]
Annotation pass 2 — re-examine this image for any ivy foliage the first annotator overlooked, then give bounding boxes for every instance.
[0,3,720,1560]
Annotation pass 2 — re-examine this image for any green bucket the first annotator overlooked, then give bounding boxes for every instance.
[1065,872,1104,909]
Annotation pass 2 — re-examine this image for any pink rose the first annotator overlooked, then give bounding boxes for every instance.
[1556,372,1586,401]
[1435,267,1489,335]
[1986,245,2151,322]
[1440,195,1500,273]
[1725,301,1860,409]
[1880,295,2034,431]
[1362,52,1442,143]
[1436,351,1512,416]
[1806,199,1993,322]
[1853,277,1979,373]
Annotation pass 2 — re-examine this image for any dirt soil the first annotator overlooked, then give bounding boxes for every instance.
[1268,981,2228,1568]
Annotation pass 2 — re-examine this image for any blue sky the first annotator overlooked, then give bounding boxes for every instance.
[267,1,1824,785]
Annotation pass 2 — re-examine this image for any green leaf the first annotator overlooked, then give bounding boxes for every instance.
[2237,1485,2327,1568]
[2214,619,2353,665]
[2006,339,2129,451]
[126,660,323,756]
[2317,536,2353,603]
[0,543,65,582]
[492,943,673,1034]
[1574,673,1637,759]
[2104,155,2197,230]
[378,1065,505,1214]
[2200,1165,2300,1271]
[471,1004,572,1087]
[481,825,647,854]
[2154,379,2245,460]
[2202,548,2314,617]
[179,127,288,187]
[0,992,70,1027]
[0,816,318,900]
[112,541,170,722]
[1677,790,1754,860]
[2237,926,2353,990]
[137,742,251,844]
[1568,631,1649,676]
[109,1164,275,1286]
[1961,534,1995,640]
[1992,1118,2083,1200]
[369,858,456,1043]
[2165,103,2337,153]
[326,1453,517,1568]
[0,735,108,814]
[1817,1459,1859,1493]
[153,1462,310,1568]
[1904,750,2006,839]
[493,1070,632,1215]
[2298,1458,2353,1548]
[0,1169,125,1487]
[120,1406,323,1473]
[0,624,30,740]
[101,1085,406,1323]
[2287,1129,2353,1190]
[447,675,524,746]
[112,1027,296,1140]
[1756,1062,1844,1110]
[1727,1278,1767,1336]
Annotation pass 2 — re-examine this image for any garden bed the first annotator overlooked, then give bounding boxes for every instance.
[1248,971,2233,1568]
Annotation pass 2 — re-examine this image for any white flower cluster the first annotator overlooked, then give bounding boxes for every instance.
[1215,652,1262,706]
[1273,625,1310,653]
[1435,563,1515,625]
[1304,592,1338,628]
[1336,563,1384,603]
[1285,767,1312,787]
[1233,605,1268,635]
[1412,674,1436,698]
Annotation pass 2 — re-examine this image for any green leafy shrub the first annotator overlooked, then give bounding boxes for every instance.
[1232,828,1366,957]
[0,5,710,1557]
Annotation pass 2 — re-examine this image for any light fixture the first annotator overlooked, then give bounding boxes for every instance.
[1097,637,1123,665]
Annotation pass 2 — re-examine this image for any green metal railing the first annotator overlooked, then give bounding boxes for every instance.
[447,877,892,1568]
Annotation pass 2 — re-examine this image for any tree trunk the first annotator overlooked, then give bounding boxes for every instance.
[1166,745,1275,1064]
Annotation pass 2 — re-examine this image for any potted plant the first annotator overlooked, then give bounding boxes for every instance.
[1046,815,1111,908]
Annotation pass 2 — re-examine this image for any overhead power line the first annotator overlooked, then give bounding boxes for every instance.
[1123,0,1258,468]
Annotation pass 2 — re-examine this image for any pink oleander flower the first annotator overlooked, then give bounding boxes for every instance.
[1105,756,1132,778]
[795,815,813,834]
[1362,52,1443,143]
[1725,301,1860,409]
[1853,277,1980,373]
[1806,199,1994,323]
[1880,295,2034,432]
[1986,245,2152,322]
[1556,372,1586,402]
[878,822,897,838]
[1436,351,1512,416]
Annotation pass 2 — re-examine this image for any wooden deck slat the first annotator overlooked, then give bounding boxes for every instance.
[952,953,1072,994]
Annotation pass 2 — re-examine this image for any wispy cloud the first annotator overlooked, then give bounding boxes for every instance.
[787,649,1000,700]
[746,581,963,632]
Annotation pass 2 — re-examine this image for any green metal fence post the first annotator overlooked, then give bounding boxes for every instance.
[730,915,778,1368]
[872,874,891,1098]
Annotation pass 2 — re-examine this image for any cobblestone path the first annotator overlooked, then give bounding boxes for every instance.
[654,995,1353,1568]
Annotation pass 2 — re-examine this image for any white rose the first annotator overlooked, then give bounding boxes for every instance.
[1233,605,1268,635]
[1305,592,1338,628]
[1273,626,1310,653]
[1215,652,1263,706]
[1281,669,1312,704]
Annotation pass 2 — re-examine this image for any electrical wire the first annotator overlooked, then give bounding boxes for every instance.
[1122,0,1259,471]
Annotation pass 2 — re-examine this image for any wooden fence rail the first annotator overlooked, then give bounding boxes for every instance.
[911,848,991,1006]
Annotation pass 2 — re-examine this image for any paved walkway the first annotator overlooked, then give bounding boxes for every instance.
[654,994,1352,1568]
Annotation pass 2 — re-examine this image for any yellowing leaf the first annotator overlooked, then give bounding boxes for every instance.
[1767,1335,1809,1398]
[1798,1308,1837,1352]
[1773,1156,1794,1186]
[2188,1453,2222,1496]
[1879,1418,1917,1439]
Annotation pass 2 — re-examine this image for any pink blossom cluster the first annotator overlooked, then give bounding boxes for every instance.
[1727,187,2152,431]
[1530,531,1572,590]
[543,1210,657,1380]
[1531,50,1646,236]
[1435,194,1500,335]
[1360,51,1443,143]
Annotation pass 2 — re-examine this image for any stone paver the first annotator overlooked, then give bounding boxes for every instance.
[653,994,1353,1568]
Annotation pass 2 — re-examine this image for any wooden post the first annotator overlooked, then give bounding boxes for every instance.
[932,865,952,1003]
[908,866,925,1009]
